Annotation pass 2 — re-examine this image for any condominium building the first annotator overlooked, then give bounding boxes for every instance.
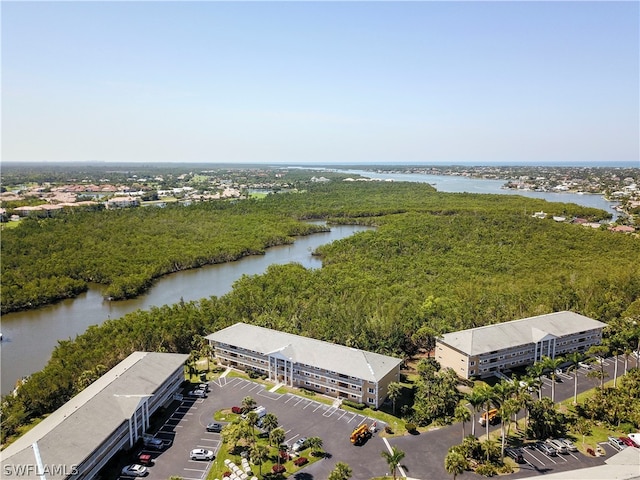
[206,323,403,408]
[0,352,188,480]
[435,311,607,379]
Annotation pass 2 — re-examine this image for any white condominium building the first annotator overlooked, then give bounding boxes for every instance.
[436,311,606,379]
[206,323,403,408]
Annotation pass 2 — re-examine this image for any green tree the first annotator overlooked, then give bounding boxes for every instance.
[306,436,323,457]
[444,449,468,480]
[249,444,269,476]
[454,404,471,441]
[261,412,279,436]
[587,345,610,389]
[565,351,586,404]
[270,427,285,448]
[387,382,402,415]
[328,462,353,480]
[541,356,564,403]
[465,390,484,437]
[242,396,257,413]
[381,446,405,480]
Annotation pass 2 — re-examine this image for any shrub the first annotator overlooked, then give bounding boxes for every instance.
[294,457,308,466]
[587,448,595,456]
[342,400,366,410]
[405,422,417,433]
[385,425,393,434]
[272,464,286,474]
[474,464,497,477]
[231,406,242,414]
[223,472,231,478]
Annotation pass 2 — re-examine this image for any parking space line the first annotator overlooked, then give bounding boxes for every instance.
[284,395,295,403]
[303,401,314,409]
[324,407,338,417]
[523,450,545,466]
[313,404,324,412]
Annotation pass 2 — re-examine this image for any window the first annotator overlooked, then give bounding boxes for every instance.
[368,388,375,394]
[368,398,375,404]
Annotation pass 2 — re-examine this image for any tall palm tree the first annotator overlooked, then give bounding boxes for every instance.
[565,351,586,404]
[444,449,467,480]
[328,462,353,480]
[493,379,516,458]
[306,436,323,457]
[270,427,285,448]
[380,446,405,480]
[241,396,256,413]
[387,382,402,415]
[465,390,484,437]
[261,412,278,437]
[475,383,496,443]
[527,361,545,400]
[454,404,471,441]
[249,444,269,476]
[587,344,610,389]
[541,356,564,402]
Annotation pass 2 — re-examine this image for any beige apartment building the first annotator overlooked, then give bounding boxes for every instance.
[435,311,607,379]
[206,323,403,408]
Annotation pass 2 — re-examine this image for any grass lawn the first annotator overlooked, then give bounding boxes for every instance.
[207,439,321,480]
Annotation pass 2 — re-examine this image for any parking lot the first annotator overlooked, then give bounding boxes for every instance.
[119,355,631,480]
[129,377,393,480]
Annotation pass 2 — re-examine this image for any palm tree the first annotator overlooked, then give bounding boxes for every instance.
[465,390,484,437]
[587,344,610,389]
[261,412,279,436]
[527,361,545,400]
[380,446,405,480]
[475,383,495,443]
[454,404,471,441]
[249,444,269,476]
[541,356,564,402]
[387,382,402,415]
[245,411,259,441]
[241,396,257,413]
[444,449,468,480]
[306,436,323,457]
[565,351,586,404]
[493,379,516,458]
[270,427,285,449]
[328,462,353,480]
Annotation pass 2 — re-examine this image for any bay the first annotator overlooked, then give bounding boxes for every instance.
[0,224,372,395]
[335,168,620,219]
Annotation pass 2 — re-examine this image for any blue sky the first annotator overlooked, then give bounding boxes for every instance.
[2,1,638,165]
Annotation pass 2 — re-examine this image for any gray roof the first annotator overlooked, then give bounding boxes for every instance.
[438,311,606,356]
[532,446,640,479]
[206,323,402,382]
[1,352,188,480]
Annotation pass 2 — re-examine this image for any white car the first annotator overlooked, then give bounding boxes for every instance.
[188,389,207,398]
[292,437,308,452]
[190,448,214,461]
[121,464,148,477]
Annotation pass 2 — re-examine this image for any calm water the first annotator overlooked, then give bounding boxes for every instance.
[337,169,620,219]
[0,174,621,395]
[0,224,372,395]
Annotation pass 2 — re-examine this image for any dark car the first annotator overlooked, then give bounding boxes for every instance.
[206,422,222,433]
[506,448,524,464]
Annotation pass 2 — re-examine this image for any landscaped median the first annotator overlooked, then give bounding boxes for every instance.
[207,408,323,480]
